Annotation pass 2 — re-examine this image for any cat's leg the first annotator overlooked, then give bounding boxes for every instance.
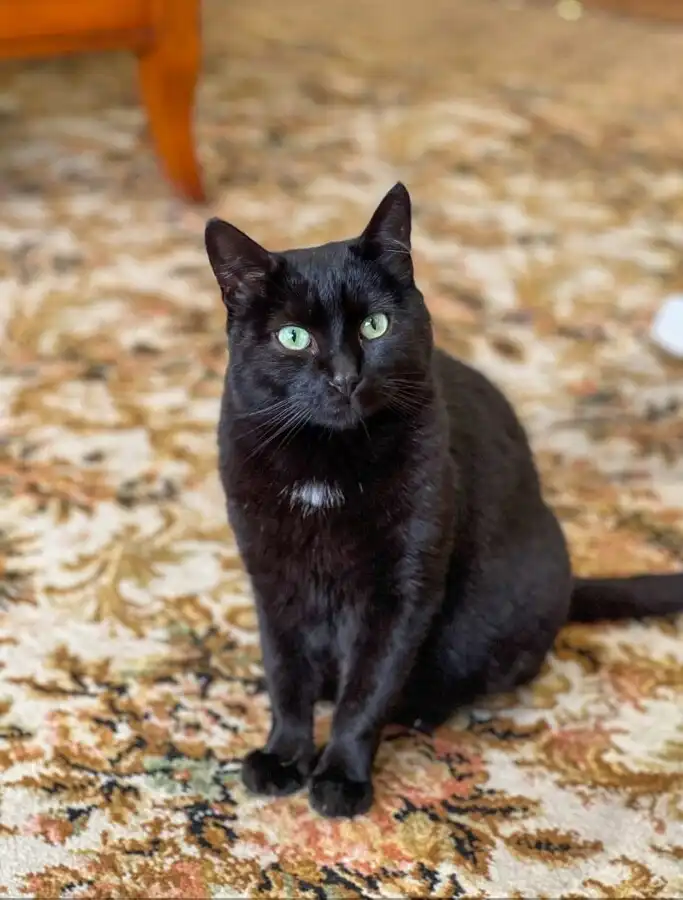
[309,580,440,819]
[242,593,318,797]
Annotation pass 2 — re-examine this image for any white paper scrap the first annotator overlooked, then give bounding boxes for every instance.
[651,294,683,359]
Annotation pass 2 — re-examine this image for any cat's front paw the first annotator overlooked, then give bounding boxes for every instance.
[242,749,307,797]
[309,763,374,819]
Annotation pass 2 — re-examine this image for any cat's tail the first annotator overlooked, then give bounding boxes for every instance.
[569,573,683,622]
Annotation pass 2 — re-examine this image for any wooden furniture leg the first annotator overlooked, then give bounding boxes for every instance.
[138,0,204,202]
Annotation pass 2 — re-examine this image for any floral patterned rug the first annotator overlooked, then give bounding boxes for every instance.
[1,0,683,895]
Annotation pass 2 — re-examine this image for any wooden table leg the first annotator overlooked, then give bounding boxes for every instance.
[138,0,205,202]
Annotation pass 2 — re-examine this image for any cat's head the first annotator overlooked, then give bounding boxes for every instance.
[205,183,433,431]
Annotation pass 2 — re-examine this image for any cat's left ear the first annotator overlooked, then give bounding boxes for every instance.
[205,217,275,307]
[362,182,412,250]
[360,183,413,284]
[360,187,413,285]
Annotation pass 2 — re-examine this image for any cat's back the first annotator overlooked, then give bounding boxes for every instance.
[432,347,541,508]
[433,348,524,435]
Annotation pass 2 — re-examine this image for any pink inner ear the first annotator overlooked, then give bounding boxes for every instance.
[217,258,269,292]
[205,218,274,296]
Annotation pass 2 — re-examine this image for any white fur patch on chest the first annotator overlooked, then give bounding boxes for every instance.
[289,480,345,512]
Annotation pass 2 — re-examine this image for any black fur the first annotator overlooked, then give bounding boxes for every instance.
[205,183,683,819]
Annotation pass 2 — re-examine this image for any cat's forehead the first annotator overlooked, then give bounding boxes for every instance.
[280,241,382,320]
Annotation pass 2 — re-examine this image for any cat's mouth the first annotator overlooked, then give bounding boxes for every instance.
[313,381,384,430]
[316,398,364,430]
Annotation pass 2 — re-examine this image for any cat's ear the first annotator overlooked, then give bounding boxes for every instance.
[362,182,412,250]
[360,183,413,283]
[205,217,274,305]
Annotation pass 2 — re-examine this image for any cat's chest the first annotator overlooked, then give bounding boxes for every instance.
[286,479,347,514]
[220,425,417,573]
[229,474,371,543]
[226,461,396,572]
[222,437,385,524]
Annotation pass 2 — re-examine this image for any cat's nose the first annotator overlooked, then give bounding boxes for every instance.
[329,373,360,397]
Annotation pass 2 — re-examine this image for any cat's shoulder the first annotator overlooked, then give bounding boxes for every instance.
[432,347,527,437]
[433,348,507,402]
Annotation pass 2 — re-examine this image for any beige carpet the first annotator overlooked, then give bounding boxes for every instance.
[1,0,683,895]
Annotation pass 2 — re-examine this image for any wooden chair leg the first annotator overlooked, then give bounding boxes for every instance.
[137,0,204,202]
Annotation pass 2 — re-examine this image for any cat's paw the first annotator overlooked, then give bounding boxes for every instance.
[309,764,374,819]
[241,749,307,797]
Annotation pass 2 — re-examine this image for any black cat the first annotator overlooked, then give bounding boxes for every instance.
[205,184,683,819]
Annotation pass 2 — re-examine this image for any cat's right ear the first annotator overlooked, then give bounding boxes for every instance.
[204,218,274,306]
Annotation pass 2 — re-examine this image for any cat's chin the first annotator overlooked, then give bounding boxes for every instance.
[312,407,365,431]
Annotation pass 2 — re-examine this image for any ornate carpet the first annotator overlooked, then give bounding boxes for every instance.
[1,0,683,895]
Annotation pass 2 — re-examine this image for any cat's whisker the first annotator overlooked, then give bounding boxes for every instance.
[384,382,425,401]
[385,388,424,402]
[386,392,425,418]
[382,379,428,393]
[237,405,299,442]
[236,402,310,449]
[234,400,291,419]
[245,405,311,462]
[255,410,304,447]
[359,416,371,445]
[383,373,427,383]
[274,408,312,456]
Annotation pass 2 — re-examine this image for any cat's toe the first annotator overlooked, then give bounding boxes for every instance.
[309,765,374,819]
[241,749,307,797]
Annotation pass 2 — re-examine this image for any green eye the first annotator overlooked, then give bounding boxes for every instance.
[360,313,389,340]
[277,325,312,351]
